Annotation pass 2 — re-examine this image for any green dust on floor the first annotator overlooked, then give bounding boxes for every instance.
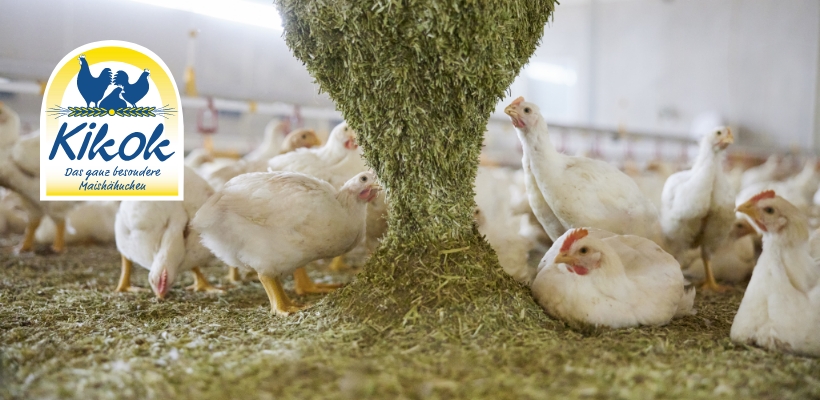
[1,241,819,399]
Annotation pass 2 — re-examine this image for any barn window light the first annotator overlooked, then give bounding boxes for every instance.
[131,0,283,30]
[526,62,578,86]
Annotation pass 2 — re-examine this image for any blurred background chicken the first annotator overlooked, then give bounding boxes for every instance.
[661,127,735,292]
[193,171,380,316]
[732,191,820,357]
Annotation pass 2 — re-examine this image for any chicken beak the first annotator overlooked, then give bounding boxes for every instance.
[554,253,578,266]
[735,201,766,232]
[720,129,734,146]
[504,105,526,129]
[735,201,756,218]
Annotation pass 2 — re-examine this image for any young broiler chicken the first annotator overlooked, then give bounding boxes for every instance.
[115,167,219,298]
[737,160,820,213]
[504,97,662,243]
[35,202,120,245]
[531,228,695,329]
[732,190,820,356]
[0,105,77,253]
[661,127,735,292]
[193,171,380,316]
[268,121,368,271]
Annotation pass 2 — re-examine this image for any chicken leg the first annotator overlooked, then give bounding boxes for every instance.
[16,215,41,254]
[699,247,729,292]
[52,219,67,253]
[328,255,350,272]
[115,255,148,293]
[226,267,243,283]
[186,267,224,293]
[293,267,343,295]
[258,273,303,316]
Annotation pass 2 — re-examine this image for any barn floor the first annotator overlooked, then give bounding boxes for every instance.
[1,237,819,399]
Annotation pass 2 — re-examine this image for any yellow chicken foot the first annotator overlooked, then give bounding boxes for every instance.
[115,255,149,293]
[16,216,41,254]
[258,273,304,316]
[186,267,224,293]
[699,254,730,293]
[328,255,350,272]
[51,219,67,253]
[293,267,343,295]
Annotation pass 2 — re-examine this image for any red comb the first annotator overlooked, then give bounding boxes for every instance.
[749,190,776,204]
[510,96,525,106]
[560,228,588,253]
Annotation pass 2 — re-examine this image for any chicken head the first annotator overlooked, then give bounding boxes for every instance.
[282,128,322,153]
[343,171,381,203]
[703,126,734,151]
[736,190,806,239]
[504,97,544,132]
[329,122,358,151]
[553,228,602,276]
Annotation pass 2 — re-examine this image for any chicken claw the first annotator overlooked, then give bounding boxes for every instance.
[293,267,343,295]
[258,273,305,316]
[186,267,224,293]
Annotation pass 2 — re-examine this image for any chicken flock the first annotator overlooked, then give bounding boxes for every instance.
[2,96,819,357]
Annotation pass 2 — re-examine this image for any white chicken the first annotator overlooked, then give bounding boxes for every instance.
[661,127,736,291]
[531,228,695,329]
[732,190,820,357]
[114,166,219,298]
[193,171,380,316]
[0,104,77,253]
[504,97,661,243]
[268,121,367,271]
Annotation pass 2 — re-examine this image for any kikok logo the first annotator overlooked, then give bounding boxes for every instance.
[40,41,183,200]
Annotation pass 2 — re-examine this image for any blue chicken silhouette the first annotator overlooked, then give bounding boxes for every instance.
[98,86,127,110]
[77,54,113,107]
[113,69,150,107]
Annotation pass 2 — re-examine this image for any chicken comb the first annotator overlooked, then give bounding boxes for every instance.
[749,190,776,204]
[510,96,525,106]
[560,228,588,253]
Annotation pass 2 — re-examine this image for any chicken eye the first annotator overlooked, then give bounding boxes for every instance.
[764,207,774,214]
[524,107,531,113]
[580,247,588,254]
[301,134,307,139]
[716,131,722,136]
[361,176,367,182]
